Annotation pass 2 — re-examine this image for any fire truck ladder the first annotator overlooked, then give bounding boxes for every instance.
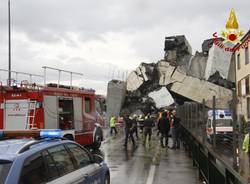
[25,100,37,129]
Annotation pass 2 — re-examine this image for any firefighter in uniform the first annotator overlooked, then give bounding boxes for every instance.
[143,113,154,145]
[137,115,145,133]
[109,116,118,136]
[123,114,136,149]
[132,114,139,139]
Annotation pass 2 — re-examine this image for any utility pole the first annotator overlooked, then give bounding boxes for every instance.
[8,0,11,86]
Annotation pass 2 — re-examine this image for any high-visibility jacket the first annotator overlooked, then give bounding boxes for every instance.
[109,117,116,128]
[242,133,249,153]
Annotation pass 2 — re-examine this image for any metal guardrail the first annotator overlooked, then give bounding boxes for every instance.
[182,126,249,184]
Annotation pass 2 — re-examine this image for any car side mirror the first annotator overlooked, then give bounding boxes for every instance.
[93,154,104,164]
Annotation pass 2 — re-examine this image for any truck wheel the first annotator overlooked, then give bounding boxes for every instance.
[92,128,103,150]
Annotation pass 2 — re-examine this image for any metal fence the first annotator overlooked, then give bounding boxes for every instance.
[177,98,249,184]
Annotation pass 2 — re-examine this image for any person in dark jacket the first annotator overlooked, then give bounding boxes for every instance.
[171,110,181,149]
[123,115,136,149]
[143,113,154,144]
[158,111,170,148]
[132,114,139,139]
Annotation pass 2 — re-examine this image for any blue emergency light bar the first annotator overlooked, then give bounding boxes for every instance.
[40,129,62,138]
[0,129,62,140]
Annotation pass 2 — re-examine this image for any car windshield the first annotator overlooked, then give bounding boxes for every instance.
[216,119,232,127]
[0,160,12,184]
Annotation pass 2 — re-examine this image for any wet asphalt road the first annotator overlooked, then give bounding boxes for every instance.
[99,129,202,184]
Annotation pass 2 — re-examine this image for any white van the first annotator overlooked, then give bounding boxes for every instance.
[206,109,233,143]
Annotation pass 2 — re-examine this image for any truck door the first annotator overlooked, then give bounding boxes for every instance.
[4,99,29,129]
[73,97,83,131]
[44,96,58,129]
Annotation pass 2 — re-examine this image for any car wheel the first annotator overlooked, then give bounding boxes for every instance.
[104,174,110,184]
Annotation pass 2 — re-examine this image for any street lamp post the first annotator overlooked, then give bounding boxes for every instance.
[8,0,11,86]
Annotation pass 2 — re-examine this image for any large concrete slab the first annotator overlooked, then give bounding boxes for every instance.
[106,80,126,123]
[158,60,232,108]
[205,44,232,80]
[157,61,176,85]
[186,52,208,79]
[171,69,232,108]
[127,63,156,91]
[126,71,144,91]
[148,87,174,109]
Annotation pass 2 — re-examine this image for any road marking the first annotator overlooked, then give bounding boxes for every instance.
[146,165,156,184]
[146,140,162,184]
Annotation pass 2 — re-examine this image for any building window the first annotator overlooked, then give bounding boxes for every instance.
[85,97,91,113]
[238,81,242,96]
[237,54,241,69]
[247,98,250,118]
[246,76,250,95]
[246,47,249,65]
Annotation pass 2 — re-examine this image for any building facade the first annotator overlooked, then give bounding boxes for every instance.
[235,31,250,122]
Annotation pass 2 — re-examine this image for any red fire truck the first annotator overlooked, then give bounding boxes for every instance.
[0,67,104,149]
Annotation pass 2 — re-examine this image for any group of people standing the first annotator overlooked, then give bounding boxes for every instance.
[158,110,181,149]
[109,109,181,150]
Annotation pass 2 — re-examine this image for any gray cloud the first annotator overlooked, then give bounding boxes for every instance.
[1,0,248,42]
[0,0,249,94]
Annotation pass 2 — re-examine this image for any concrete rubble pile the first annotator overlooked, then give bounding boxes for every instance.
[106,35,235,117]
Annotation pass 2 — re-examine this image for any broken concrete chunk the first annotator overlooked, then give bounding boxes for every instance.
[127,71,144,91]
[208,71,235,89]
[127,63,157,91]
[205,43,233,80]
[186,52,208,79]
[170,72,232,108]
[164,35,192,55]
[157,60,176,85]
[164,50,177,63]
[106,80,126,122]
[202,38,214,54]
[148,87,174,109]
[164,35,192,65]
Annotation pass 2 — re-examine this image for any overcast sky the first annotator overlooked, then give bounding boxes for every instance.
[0,0,249,94]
